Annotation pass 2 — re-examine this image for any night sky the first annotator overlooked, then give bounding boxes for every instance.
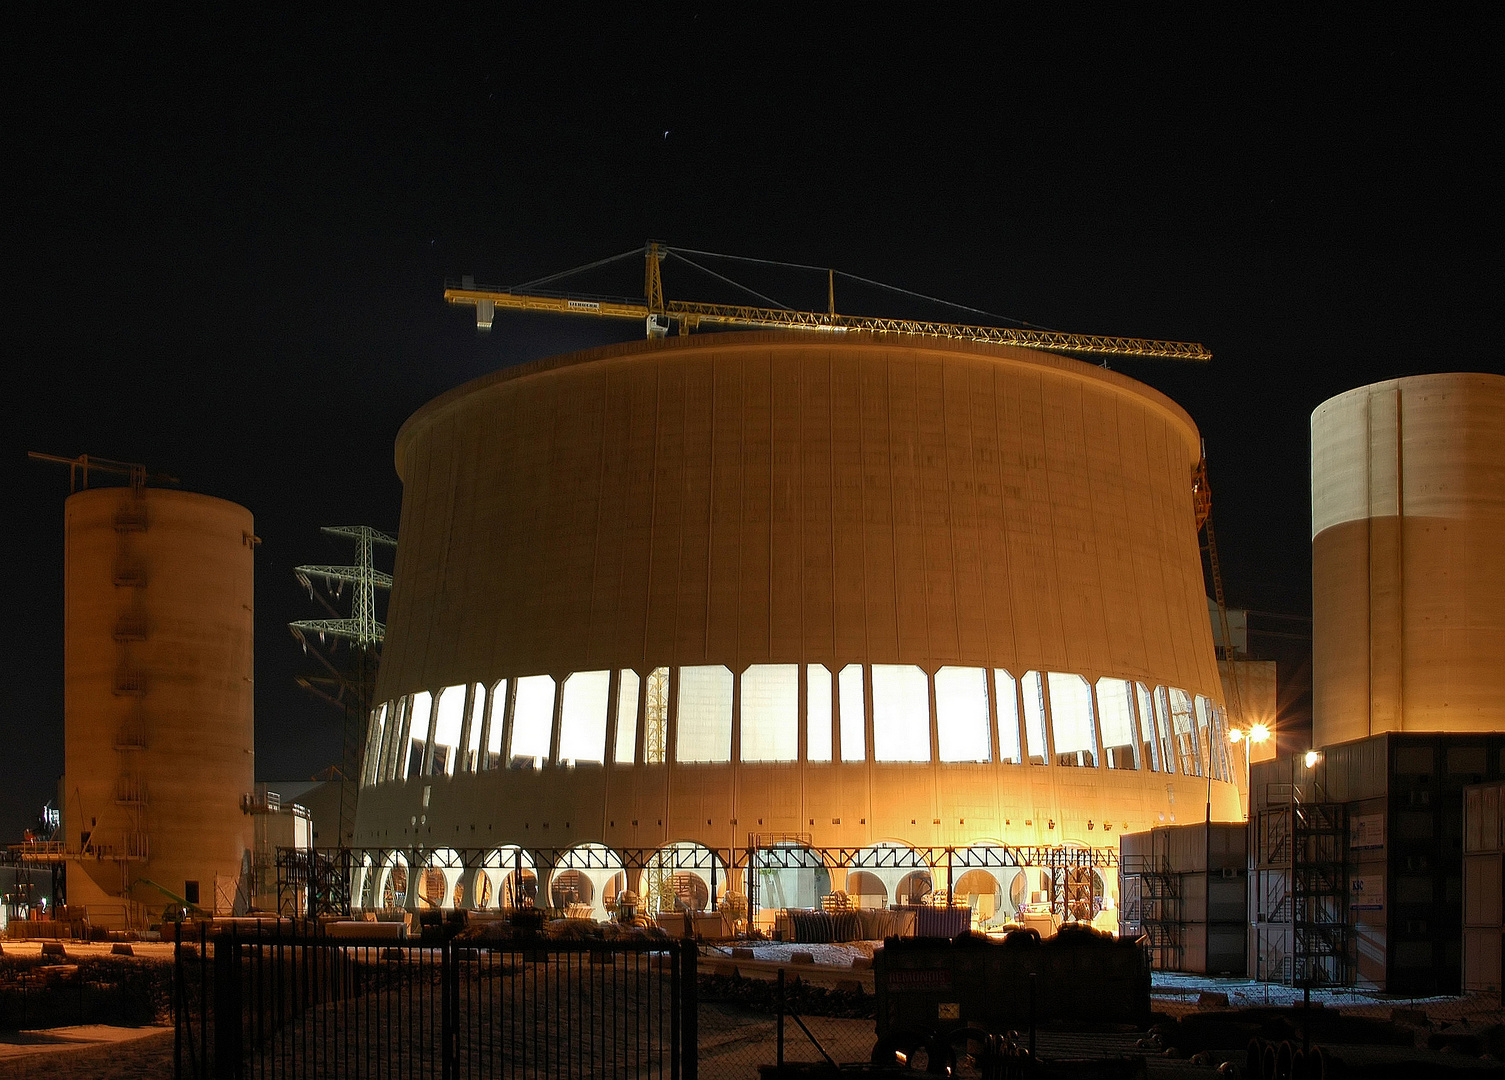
[6,9,1502,840]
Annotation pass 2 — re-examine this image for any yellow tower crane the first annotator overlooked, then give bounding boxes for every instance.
[444,242,1212,363]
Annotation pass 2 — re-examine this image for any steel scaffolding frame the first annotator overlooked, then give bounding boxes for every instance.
[1254,782,1348,986]
[1119,853,1182,969]
[281,840,1119,921]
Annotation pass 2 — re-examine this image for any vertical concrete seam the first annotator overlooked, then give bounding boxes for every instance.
[641,362,662,664]
[1395,384,1405,731]
[705,356,717,661]
[586,367,610,670]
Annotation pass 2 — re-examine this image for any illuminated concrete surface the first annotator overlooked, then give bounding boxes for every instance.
[62,487,255,922]
[355,332,1239,912]
[1312,373,1505,746]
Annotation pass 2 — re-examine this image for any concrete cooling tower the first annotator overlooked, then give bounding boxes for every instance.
[351,332,1238,921]
[1312,372,1505,747]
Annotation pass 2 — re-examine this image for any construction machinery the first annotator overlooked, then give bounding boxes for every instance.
[444,242,1211,362]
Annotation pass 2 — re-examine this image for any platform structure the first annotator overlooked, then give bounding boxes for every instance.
[277,841,1119,924]
[1254,781,1348,987]
[1120,853,1183,969]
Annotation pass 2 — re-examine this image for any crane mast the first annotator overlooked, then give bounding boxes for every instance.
[445,242,1212,363]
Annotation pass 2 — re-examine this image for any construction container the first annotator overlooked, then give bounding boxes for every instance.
[1119,822,1247,974]
[1462,779,1505,992]
[1251,733,1502,993]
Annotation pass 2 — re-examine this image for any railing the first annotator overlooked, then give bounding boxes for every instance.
[173,921,697,1079]
[324,843,1119,915]
[7,840,67,861]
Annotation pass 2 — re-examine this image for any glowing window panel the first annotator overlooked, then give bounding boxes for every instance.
[405,691,432,779]
[1194,695,1214,780]
[1154,686,1178,776]
[363,703,387,787]
[483,679,508,771]
[1218,705,1235,780]
[1214,700,1232,780]
[429,684,465,776]
[839,664,866,761]
[993,669,1023,764]
[1047,672,1097,767]
[1136,682,1160,772]
[643,667,670,764]
[1022,672,1049,765]
[363,703,384,786]
[936,666,991,763]
[509,675,556,767]
[462,683,485,773]
[382,696,408,781]
[806,665,833,762]
[1200,697,1230,781]
[872,664,931,762]
[614,670,640,764]
[559,670,610,764]
[1095,677,1139,770]
[676,666,733,763]
[741,664,799,762]
[1169,687,1200,777]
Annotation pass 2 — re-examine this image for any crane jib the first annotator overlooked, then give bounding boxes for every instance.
[442,287,1211,363]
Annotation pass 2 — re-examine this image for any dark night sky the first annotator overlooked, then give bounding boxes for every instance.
[5,8,1502,839]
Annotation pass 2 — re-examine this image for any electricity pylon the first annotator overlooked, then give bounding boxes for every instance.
[289,526,396,846]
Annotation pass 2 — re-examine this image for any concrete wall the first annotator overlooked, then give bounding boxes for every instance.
[1312,373,1505,746]
[357,333,1238,867]
[62,487,255,921]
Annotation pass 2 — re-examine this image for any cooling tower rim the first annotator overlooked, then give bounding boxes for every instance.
[1311,370,1505,426]
[397,330,1202,478]
[63,484,253,520]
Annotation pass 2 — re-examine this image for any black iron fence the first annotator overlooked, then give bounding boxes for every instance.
[173,923,697,1079]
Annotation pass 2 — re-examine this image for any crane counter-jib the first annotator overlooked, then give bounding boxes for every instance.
[442,287,1212,361]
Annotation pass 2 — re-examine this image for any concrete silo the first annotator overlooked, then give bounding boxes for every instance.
[1311,372,1505,746]
[62,484,256,925]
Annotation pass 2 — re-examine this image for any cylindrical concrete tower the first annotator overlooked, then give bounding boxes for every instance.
[1312,373,1505,747]
[63,486,256,923]
[352,332,1239,922]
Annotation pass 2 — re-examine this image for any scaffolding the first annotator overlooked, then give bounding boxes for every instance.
[1120,852,1183,969]
[276,847,353,918]
[301,841,1119,925]
[1254,781,1348,986]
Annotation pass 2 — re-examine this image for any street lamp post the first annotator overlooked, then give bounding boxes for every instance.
[1228,723,1270,819]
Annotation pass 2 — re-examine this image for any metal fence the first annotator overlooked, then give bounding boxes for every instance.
[173,923,697,1079]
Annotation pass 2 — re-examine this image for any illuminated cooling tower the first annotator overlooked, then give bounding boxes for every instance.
[1312,373,1505,746]
[353,332,1237,916]
[62,487,256,922]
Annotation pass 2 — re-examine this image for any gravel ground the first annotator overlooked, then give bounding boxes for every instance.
[0,1027,174,1079]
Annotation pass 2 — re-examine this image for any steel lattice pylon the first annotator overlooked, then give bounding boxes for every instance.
[289,526,397,847]
[289,526,396,648]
